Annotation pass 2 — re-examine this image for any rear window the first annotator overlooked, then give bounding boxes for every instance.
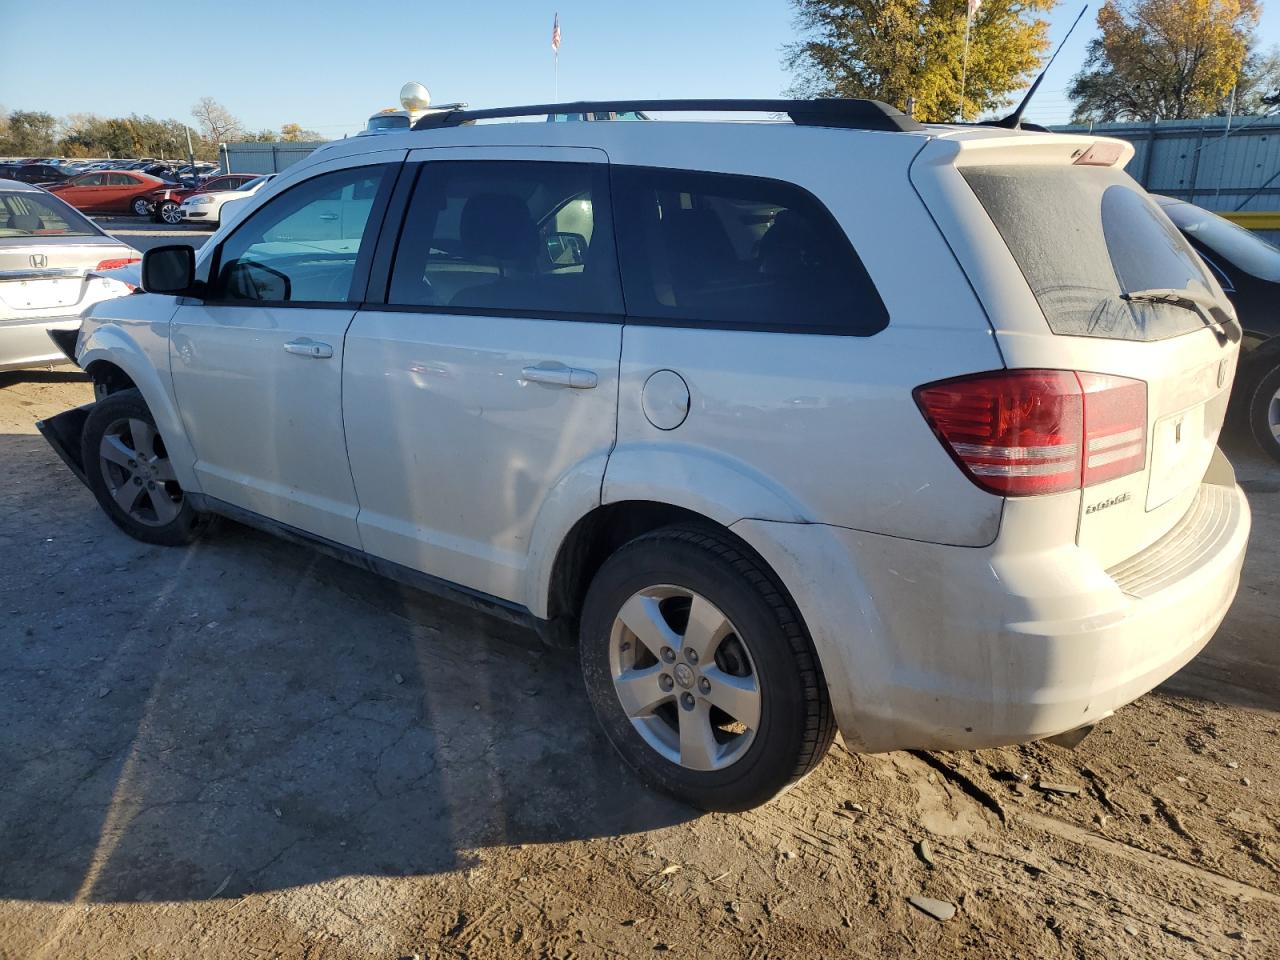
[367,114,410,131]
[0,190,99,238]
[963,164,1221,341]
[612,166,888,335]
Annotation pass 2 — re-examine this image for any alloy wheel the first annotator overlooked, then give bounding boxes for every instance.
[609,585,761,772]
[97,418,183,527]
[1268,384,1280,442]
[132,198,151,217]
[159,202,182,225]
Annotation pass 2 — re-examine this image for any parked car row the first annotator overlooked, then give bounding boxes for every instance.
[0,157,227,202]
[0,167,267,225]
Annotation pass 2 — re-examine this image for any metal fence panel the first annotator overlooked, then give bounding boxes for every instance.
[1053,117,1280,213]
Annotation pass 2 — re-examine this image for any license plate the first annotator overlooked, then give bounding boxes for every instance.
[1147,404,1206,510]
[0,278,80,310]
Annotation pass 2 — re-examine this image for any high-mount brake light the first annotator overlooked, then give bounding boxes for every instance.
[1073,141,1125,166]
[914,369,1147,497]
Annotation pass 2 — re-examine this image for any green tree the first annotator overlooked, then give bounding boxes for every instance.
[785,0,1057,122]
[0,110,58,155]
[1068,0,1260,122]
[1233,45,1280,115]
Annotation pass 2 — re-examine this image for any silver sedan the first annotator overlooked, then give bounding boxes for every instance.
[0,178,139,373]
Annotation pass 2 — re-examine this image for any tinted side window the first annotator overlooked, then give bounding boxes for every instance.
[387,160,622,317]
[612,166,888,335]
[213,165,389,304]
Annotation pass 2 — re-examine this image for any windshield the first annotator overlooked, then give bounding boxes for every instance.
[1159,200,1280,283]
[240,176,271,191]
[367,114,409,131]
[963,164,1224,342]
[0,189,100,238]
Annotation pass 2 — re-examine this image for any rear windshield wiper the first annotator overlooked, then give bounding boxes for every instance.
[1119,287,1240,345]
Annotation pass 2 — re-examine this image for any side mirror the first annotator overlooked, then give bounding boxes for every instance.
[140,244,196,295]
[545,231,587,267]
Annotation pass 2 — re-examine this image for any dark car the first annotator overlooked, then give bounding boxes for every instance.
[1157,197,1280,462]
[2,164,72,186]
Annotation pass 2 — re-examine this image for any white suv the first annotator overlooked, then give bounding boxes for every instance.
[38,99,1251,812]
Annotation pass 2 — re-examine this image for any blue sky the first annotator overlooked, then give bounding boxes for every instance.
[4,1,1279,135]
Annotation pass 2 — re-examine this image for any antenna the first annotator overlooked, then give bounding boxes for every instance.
[993,4,1088,129]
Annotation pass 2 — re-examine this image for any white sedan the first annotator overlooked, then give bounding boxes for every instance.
[179,174,275,228]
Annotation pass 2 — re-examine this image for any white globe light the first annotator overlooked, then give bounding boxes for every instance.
[400,82,431,113]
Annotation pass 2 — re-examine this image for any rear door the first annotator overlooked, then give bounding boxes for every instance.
[342,147,624,602]
[919,138,1240,567]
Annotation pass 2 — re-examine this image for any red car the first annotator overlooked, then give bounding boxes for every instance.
[45,171,189,224]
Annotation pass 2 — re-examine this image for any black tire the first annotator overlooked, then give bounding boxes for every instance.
[153,200,181,225]
[579,525,835,811]
[131,197,152,217]
[81,389,208,546]
[1245,360,1280,464]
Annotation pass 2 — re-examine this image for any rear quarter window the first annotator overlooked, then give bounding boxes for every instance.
[963,164,1221,342]
[612,166,888,336]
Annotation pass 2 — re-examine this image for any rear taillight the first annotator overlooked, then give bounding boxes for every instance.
[914,369,1146,497]
[95,257,141,271]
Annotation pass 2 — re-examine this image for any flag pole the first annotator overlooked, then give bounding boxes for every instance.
[959,8,972,122]
[555,50,559,102]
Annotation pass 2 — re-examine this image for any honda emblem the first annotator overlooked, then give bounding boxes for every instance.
[29,253,47,268]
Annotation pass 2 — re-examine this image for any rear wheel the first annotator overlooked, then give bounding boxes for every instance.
[579,525,835,811]
[1246,361,1280,463]
[153,200,181,225]
[131,197,151,217]
[81,389,207,546]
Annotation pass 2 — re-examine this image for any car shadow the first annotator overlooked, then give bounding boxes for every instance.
[0,432,693,905]
[0,369,88,388]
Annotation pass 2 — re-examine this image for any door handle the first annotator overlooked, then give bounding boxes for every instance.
[284,338,334,359]
[318,214,339,221]
[521,365,598,389]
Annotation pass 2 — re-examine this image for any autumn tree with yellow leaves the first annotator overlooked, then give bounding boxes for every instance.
[1069,0,1262,121]
[785,0,1059,122]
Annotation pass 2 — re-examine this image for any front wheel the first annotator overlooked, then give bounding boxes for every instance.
[1246,361,1280,464]
[153,200,182,225]
[131,197,152,217]
[579,525,835,811]
[80,389,208,546]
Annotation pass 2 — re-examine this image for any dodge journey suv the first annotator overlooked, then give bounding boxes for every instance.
[38,99,1251,812]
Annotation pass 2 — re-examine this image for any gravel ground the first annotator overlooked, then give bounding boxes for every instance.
[1,370,1277,960]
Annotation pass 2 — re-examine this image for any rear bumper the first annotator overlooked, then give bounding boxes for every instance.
[0,316,80,373]
[735,463,1251,752]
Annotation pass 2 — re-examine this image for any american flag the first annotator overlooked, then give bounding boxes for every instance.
[551,13,561,53]
[967,0,981,16]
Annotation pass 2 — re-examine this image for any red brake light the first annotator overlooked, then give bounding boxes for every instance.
[95,257,140,271]
[1079,372,1147,485]
[915,370,1146,497]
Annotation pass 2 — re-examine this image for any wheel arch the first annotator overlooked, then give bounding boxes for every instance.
[78,326,201,493]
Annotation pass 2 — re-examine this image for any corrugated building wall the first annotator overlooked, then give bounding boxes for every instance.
[1054,116,1280,244]
[221,141,328,175]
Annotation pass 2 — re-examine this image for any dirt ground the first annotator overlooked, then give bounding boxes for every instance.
[1,371,1277,960]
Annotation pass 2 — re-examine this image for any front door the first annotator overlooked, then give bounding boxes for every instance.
[170,151,403,547]
[342,147,624,602]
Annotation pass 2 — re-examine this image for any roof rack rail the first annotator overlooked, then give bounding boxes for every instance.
[411,99,924,134]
